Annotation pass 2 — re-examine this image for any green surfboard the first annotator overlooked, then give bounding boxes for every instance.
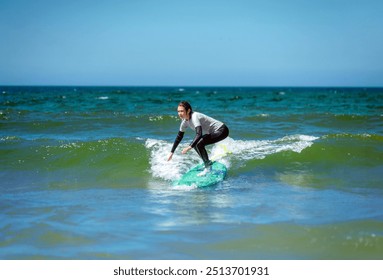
[174,161,227,188]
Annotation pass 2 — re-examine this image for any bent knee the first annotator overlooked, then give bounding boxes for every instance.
[196,139,206,149]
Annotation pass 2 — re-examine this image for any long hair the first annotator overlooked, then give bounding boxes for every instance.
[178,101,193,114]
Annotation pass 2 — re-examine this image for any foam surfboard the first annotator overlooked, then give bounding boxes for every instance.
[174,161,227,188]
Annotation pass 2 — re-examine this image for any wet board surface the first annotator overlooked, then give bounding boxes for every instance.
[174,161,227,188]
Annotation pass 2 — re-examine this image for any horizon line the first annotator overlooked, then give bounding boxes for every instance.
[1,84,382,89]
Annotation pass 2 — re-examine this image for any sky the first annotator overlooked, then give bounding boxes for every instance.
[1,0,382,86]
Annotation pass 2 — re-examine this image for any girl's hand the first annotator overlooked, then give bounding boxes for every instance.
[167,152,173,161]
[182,146,192,154]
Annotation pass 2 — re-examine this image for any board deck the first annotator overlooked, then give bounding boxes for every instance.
[174,161,227,188]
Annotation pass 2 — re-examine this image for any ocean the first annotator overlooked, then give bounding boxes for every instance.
[1,86,382,259]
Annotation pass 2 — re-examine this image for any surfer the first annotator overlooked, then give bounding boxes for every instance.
[167,101,229,176]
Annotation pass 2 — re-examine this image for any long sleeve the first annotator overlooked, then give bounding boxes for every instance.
[189,126,202,148]
[171,131,184,153]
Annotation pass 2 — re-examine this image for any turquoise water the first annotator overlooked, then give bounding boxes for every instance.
[1,86,383,259]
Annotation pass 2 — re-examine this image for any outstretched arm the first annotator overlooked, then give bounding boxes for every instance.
[167,131,184,161]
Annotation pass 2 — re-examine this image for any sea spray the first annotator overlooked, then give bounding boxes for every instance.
[145,135,318,182]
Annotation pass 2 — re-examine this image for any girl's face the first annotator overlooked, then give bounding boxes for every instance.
[177,105,190,120]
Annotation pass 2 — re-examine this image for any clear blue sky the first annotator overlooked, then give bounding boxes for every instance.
[1,0,382,86]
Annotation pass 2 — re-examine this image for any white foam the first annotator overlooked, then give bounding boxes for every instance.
[149,116,163,122]
[171,184,198,191]
[145,139,200,181]
[213,135,318,161]
[145,135,318,181]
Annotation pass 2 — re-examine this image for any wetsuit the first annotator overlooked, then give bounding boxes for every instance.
[171,111,229,167]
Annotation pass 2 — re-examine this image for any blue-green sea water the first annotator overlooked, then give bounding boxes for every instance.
[1,86,382,259]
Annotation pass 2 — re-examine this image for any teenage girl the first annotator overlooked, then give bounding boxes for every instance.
[167,101,229,176]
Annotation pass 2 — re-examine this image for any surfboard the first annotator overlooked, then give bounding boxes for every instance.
[174,161,227,188]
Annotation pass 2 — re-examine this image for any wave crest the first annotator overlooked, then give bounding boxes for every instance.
[145,135,318,181]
